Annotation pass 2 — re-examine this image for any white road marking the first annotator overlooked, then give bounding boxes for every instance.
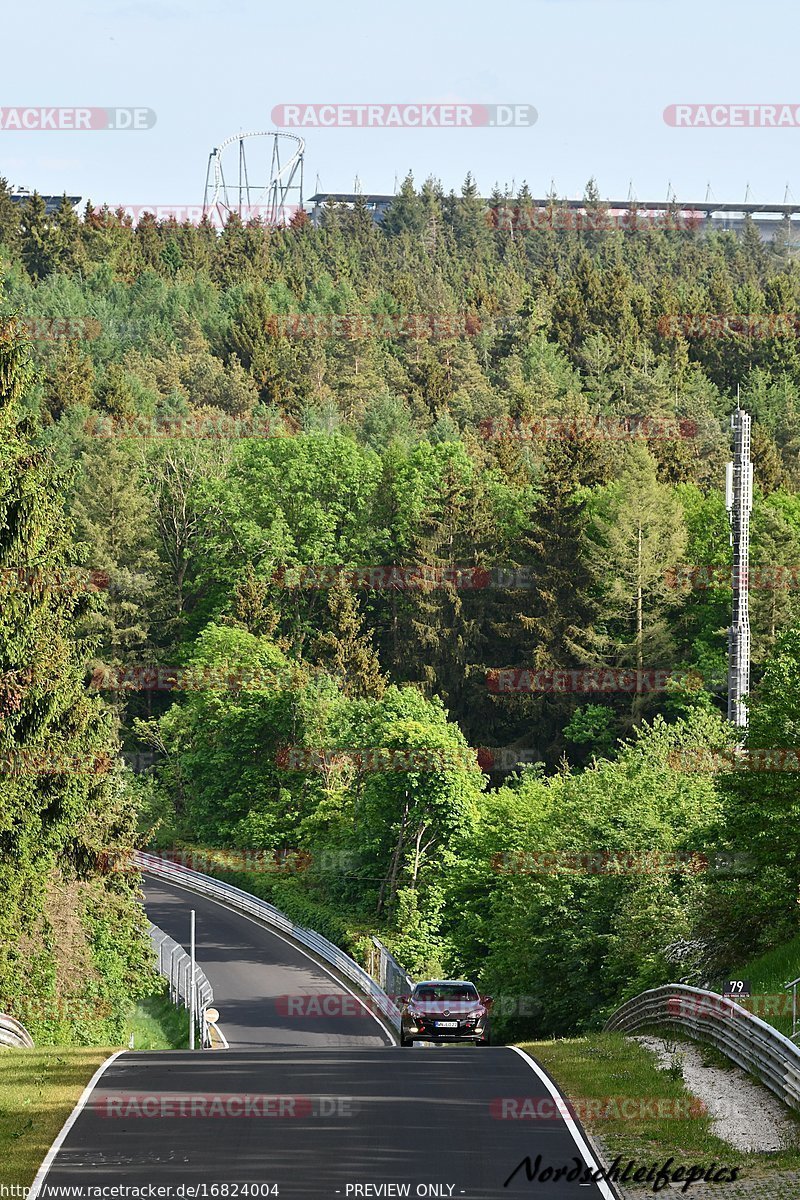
[208,1020,229,1049]
[508,1045,619,1199]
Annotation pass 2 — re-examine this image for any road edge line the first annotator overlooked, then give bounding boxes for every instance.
[208,1020,229,1049]
[507,1045,621,1199]
[28,1049,128,1200]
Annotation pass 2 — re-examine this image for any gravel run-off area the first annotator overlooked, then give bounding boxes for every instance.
[606,1035,800,1197]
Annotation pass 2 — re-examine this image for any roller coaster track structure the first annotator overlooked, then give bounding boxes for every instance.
[203,130,304,227]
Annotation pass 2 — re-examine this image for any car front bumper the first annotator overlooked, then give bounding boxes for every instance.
[402,1021,488,1041]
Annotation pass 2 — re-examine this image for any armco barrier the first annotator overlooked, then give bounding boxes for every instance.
[134,850,403,1034]
[0,1014,34,1048]
[148,921,214,1048]
[605,984,800,1112]
[369,935,414,1001]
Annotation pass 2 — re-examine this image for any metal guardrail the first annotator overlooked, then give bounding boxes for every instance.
[369,936,414,1002]
[786,975,800,1042]
[148,921,214,1048]
[0,1013,34,1048]
[135,851,403,1033]
[605,984,800,1112]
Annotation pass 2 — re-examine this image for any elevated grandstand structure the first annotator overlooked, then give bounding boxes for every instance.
[9,186,800,241]
[309,193,800,241]
[10,191,82,215]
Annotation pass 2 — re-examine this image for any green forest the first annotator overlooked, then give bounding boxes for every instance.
[2,174,800,1044]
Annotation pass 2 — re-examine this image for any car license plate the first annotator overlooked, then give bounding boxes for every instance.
[435,1020,459,1028]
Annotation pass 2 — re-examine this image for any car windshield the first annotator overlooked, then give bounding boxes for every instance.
[412,984,478,1002]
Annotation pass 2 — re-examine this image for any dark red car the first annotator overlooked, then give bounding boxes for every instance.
[399,979,492,1046]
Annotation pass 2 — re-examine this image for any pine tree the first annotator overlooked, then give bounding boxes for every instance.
[226,564,281,640]
[420,176,445,257]
[751,424,785,493]
[160,238,183,276]
[44,342,95,420]
[393,453,492,735]
[71,441,161,664]
[52,195,85,274]
[0,178,21,256]
[587,443,688,722]
[453,172,492,255]
[719,627,800,940]
[315,575,386,698]
[382,174,426,238]
[19,192,56,279]
[488,439,600,758]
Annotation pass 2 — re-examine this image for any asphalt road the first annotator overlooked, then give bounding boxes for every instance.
[34,1048,616,1198]
[141,876,393,1049]
[29,876,616,1199]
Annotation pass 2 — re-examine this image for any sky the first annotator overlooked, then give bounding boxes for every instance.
[2,0,800,212]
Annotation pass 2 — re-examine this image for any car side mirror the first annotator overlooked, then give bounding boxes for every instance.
[481,995,494,1007]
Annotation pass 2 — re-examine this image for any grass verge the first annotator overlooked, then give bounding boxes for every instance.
[0,1046,111,1188]
[739,933,800,1040]
[123,987,191,1050]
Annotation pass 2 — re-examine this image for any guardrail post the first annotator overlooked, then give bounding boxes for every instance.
[169,944,180,1003]
[190,909,196,1050]
[786,976,800,1041]
[152,929,168,977]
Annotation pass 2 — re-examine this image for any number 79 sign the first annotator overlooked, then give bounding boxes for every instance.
[723,979,752,999]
